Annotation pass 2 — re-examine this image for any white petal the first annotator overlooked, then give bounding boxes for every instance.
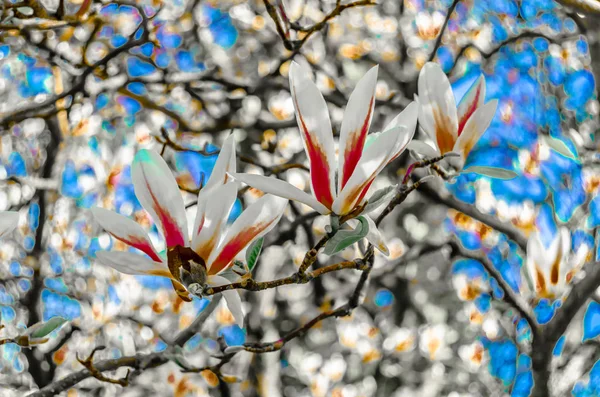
[91,207,163,262]
[204,134,237,191]
[332,127,400,215]
[526,232,546,294]
[209,275,244,328]
[131,150,188,248]
[0,211,19,239]
[207,194,288,275]
[418,62,458,138]
[230,172,330,214]
[407,140,440,158]
[289,61,337,209]
[338,66,378,191]
[192,183,238,260]
[96,251,170,277]
[453,100,498,159]
[384,102,419,163]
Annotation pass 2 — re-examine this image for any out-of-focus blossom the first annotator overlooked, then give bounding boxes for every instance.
[452,273,488,301]
[524,228,588,300]
[233,62,418,254]
[419,324,452,361]
[91,136,287,327]
[0,211,19,239]
[410,62,498,170]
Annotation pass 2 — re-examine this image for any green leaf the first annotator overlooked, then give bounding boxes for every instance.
[245,237,264,271]
[27,317,68,339]
[323,216,370,255]
[463,166,518,180]
[543,136,578,160]
[363,185,397,214]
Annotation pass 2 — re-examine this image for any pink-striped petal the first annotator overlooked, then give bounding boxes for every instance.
[0,211,19,239]
[338,66,378,191]
[332,127,401,215]
[453,100,497,160]
[289,61,337,209]
[457,75,486,136]
[208,275,244,328]
[418,62,458,154]
[231,172,330,214]
[207,195,288,275]
[96,250,171,278]
[91,207,163,262]
[192,183,238,260]
[131,149,188,248]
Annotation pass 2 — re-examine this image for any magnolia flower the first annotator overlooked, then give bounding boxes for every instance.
[409,62,498,167]
[232,62,418,254]
[91,136,288,327]
[0,211,19,239]
[525,228,588,300]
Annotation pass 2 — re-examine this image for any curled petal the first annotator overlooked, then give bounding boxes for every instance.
[91,207,162,262]
[209,275,244,328]
[230,172,330,214]
[457,75,486,135]
[289,61,337,209]
[192,183,238,260]
[208,195,288,275]
[453,100,498,160]
[418,62,458,154]
[0,211,19,239]
[132,150,188,247]
[338,66,378,191]
[96,250,171,277]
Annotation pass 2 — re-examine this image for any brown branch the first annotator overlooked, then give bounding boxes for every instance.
[427,0,460,62]
[76,347,131,387]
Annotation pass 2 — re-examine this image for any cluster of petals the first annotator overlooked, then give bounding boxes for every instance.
[232,61,419,254]
[525,227,588,300]
[408,62,498,169]
[92,135,287,327]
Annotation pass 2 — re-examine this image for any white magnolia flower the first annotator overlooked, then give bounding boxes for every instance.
[525,227,588,300]
[0,211,19,239]
[91,135,288,327]
[233,61,418,255]
[409,62,498,169]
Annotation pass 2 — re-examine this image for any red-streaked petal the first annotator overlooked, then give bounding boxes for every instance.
[332,127,400,215]
[417,62,458,154]
[457,74,485,136]
[192,183,237,260]
[453,100,498,160]
[131,149,188,248]
[91,207,163,262]
[289,61,336,209]
[338,66,378,191]
[207,195,288,275]
[0,211,19,239]
[95,250,171,277]
[208,275,244,328]
[230,172,330,215]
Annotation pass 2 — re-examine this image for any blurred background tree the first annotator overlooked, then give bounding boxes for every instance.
[1,0,600,396]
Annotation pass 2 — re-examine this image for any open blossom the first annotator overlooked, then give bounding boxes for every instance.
[409,62,498,168]
[0,211,19,239]
[525,227,588,300]
[91,136,288,327]
[232,62,418,254]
